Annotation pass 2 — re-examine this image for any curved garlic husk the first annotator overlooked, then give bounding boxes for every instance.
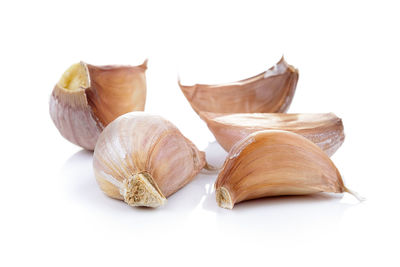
[93,112,206,208]
[178,57,298,115]
[215,130,360,209]
[49,60,147,150]
[200,112,344,156]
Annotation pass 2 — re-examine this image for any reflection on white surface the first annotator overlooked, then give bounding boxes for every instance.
[60,141,359,237]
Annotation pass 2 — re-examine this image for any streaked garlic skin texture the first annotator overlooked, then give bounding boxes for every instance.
[50,85,102,150]
[215,130,357,209]
[93,112,206,208]
[178,57,298,115]
[200,112,344,156]
[49,60,147,150]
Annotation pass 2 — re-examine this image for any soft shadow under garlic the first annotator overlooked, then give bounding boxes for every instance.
[206,191,358,235]
[61,149,208,214]
[178,57,299,115]
[199,160,361,222]
[200,171,360,229]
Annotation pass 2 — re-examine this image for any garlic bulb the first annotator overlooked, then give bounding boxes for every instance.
[49,60,147,150]
[178,57,298,115]
[215,130,361,209]
[200,112,344,156]
[93,112,206,208]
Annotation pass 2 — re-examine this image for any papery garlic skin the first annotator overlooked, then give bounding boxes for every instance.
[215,130,355,209]
[178,57,298,115]
[50,85,102,150]
[49,60,147,150]
[93,112,206,208]
[200,112,344,156]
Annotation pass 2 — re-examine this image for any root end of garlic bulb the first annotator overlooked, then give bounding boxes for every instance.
[216,187,234,209]
[122,172,166,208]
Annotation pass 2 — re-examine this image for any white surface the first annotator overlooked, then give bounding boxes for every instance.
[0,0,399,266]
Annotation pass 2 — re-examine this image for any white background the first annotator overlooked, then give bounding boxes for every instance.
[0,0,399,266]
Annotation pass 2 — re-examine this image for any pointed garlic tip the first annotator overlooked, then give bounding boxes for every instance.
[178,57,299,115]
[344,187,366,202]
[122,172,167,208]
[93,112,207,208]
[200,112,345,156]
[215,130,350,209]
[141,59,148,69]
[216,187,234,209]
[50,61,147,150]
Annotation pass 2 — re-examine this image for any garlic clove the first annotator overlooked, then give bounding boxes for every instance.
[200,112,345,156]
[93,112,206,208]
[178,57,299,115]
[49,60,147,150]
[215,130,360,209]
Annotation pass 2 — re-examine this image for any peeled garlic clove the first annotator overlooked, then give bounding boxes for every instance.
[49,60,147,150]
[93,112,206,208]
[215,130,360,209]
[178,57,298,114]
[200,112,344,156]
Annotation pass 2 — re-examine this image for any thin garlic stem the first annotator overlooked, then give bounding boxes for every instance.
[344,186,366,202]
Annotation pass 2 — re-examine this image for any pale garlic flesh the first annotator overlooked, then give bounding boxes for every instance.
[93,112,206,208]
[49,60,147,150]
[178,57,299,115]
[215,130,360,209]
[200,112,344,156]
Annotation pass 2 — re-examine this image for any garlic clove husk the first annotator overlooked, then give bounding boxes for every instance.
[49,60,147,150]
[200,112,345,156]
[178,57,299,115]
[93,112,206,208]
[215,130,360,209]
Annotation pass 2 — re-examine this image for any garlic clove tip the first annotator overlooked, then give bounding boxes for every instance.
[344,187,366,202]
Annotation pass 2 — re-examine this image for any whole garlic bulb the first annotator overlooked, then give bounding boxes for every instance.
[49,60,147,150]
[93,112,206,208]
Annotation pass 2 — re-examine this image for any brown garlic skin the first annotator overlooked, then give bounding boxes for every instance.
[200,112,345,156]
[215,130,359,209]
[49,60,147,150]
[178,57,298,115]
[93,112,206,208]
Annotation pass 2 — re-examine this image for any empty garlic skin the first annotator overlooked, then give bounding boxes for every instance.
[93,112,206,208]
[215,130,355,209]
[200,112,344,156]
[178,57,298,115]
[49,60,147,150]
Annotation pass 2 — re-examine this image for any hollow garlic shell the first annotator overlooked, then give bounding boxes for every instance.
[49,60,147,150]
[50,86,102,150]
[200,112,344,156]
[178,57,298,115]
[215,130,353,209]
[93,112,206,208]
